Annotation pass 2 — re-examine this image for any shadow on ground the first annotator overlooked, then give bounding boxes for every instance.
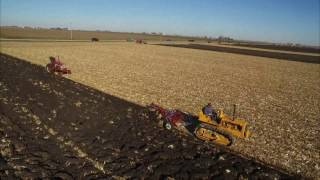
[156,43,320,64]
[0,53,299,179]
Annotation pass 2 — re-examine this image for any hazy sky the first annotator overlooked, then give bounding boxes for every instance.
[1,0,319,45]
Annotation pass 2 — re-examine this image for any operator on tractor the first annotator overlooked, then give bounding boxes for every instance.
[202,103,218,122]
[50,56,63,70]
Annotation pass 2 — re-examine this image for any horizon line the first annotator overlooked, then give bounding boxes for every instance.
[1,25,319,48]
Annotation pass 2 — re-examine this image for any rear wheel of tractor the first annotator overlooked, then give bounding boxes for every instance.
[164,122,172,130]
[46,65,52,73]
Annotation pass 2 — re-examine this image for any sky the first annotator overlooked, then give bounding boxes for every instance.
[1,0,319,46]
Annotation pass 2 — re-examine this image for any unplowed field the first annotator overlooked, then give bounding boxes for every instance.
[1,41,319,178]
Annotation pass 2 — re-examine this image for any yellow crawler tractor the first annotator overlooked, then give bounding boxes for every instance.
[194,105,250,146]
[147,103,250,146]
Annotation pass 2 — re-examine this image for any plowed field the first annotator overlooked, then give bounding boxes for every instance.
[1,41,319,178]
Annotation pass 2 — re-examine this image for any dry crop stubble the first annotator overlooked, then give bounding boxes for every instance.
[1,41,319,178]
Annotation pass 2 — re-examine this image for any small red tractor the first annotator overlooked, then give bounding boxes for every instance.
[136,39,147,44]
[46,56,71,75]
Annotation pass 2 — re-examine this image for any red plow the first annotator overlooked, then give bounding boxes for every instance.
[46,56,71,75]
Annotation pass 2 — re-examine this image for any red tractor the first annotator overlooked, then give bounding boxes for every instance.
[136,39,147,44]
[46,56,71,75]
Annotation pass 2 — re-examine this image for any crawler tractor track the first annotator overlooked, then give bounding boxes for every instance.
[194,123,234,146]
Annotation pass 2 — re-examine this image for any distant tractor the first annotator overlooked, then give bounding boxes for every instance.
[91,37,99,42]
[136,39,147,44]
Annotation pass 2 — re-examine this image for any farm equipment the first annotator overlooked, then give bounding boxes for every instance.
[147,103,250,146]
[136,39,147,44]
[46,56,71,75]
[148,103,192,130]
[195,104,250,146]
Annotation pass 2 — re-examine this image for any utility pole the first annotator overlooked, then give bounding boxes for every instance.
[70,22,73,40]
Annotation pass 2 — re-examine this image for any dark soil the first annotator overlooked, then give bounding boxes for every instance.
[0,53,299,179]
[232,43,320,54]
[157,44,320,64]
